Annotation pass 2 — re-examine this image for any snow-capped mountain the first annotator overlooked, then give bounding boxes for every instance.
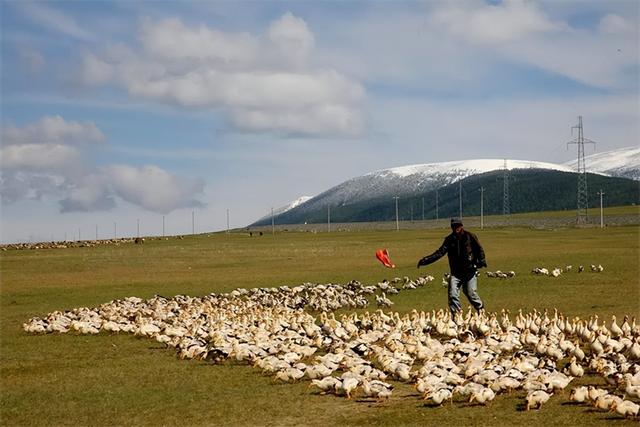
[251,159,575,225]
[564,146,640,180]
[255,196,313,222]
[251,150,638,226]
[280,159,573,214]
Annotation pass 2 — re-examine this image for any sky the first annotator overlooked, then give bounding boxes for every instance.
[1,0,639,243]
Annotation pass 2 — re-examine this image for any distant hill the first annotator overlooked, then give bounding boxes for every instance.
[564,146,640,181]
[251,169,638,226]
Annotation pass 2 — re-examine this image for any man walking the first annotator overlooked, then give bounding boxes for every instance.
[417,217,486,317]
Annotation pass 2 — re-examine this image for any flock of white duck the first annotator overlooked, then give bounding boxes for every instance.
[24,274,640,419]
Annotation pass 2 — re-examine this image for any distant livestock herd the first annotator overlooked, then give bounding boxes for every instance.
[482,264,605,280]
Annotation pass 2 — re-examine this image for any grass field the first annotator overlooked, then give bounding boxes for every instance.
[1,223,639,426]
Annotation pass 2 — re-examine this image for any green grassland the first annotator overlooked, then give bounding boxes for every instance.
[1,223,639,426]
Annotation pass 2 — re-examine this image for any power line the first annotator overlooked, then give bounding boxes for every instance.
[566,116,597,224]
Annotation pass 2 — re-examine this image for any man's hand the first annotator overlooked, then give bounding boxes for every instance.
[477,260,487,269]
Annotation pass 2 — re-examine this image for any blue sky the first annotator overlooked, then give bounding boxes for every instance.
[1,0,638,243]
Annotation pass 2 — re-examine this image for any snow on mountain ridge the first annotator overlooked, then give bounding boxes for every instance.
[373,159,574,179]
[288,196,313,210]
[563,146,640,180]
[278,158,576,218]
[255,196,313,222]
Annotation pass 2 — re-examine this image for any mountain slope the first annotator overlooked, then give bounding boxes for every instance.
[255,196,313,222]
[254,159,574,224]
[250,152,639,227]
[564,146,640,180]
[254,169,637,226]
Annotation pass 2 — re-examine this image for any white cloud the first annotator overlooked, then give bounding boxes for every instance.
[80,13,364,136]
[104,165,205,213]
[599,14,633,34]
[231,103,363,136]
[59,174,115,213]
[430,0,561,44]
[139,17,259,65]
[0,143,81,171]
[423,1,638,89]
[18,2,94,41]
[267,12,315,69]
[1,116,205,214]
[81,53,114,85]
[2,115,106,146]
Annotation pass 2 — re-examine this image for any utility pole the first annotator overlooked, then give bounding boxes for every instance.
[64,231,67,242]
[114,222,116,239]
[394,196,399,231]
[137,219,140,237]
[192,210,195,235]
[226,209,230,233]
[327,205,331,233]
[271,207,275,235]
[421,197,425,221]
[597,189,605,228]
[162,216,165,237]
[95,225,98,240]
[502,159,510,216]
[78,228,81,241]
[567,116,596,224]
[480,186,485,230]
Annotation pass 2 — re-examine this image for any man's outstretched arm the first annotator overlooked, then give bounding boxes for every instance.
[417,240,448,268]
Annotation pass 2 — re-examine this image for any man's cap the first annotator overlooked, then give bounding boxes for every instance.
[450,217,463,227]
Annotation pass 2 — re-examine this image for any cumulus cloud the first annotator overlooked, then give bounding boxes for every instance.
[426,0,638,89]
[104,165,205,213]
[1,143,81,172]
[139,17,259,65]
[2,115,106,146]
[80,13,364,136]
[1,116,205,213]
[267,12,315,69]
[599,14,633,34]
[59,174,115,213]
[430,0,560,44]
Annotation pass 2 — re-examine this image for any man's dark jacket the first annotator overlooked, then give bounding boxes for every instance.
[418,230,486,280]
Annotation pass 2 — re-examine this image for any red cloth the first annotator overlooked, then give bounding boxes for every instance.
[375,248,395,268]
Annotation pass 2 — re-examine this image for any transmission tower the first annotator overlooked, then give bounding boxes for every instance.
[502,159,510,215]
[566,116,596,223]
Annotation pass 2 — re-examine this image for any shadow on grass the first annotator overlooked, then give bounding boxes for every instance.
[561,401,584,406]
[598,415,630,422]
[421,402,451,409]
